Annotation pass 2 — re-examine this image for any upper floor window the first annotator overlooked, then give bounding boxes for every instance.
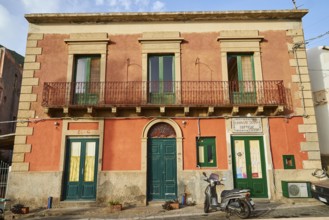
[148,54,175,104]
[73,55,101,105]
[227,54,256,104]
[74,55,100,84]
[227,53,255,82]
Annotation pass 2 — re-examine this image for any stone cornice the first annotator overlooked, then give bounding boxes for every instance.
[25,10,308,24]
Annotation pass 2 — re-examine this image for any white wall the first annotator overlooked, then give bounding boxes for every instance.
[307,46,329,155]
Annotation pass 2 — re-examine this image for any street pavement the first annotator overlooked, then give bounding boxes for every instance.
[4,199,329,220]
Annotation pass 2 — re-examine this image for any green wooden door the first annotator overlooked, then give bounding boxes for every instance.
[147,138,177,200]
[148,55,175,104]
[73,56,100,105]
[231,136,268,198]
[227,54,256,104]
[63,138,99,200]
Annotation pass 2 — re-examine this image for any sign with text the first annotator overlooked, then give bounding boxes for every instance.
[232,118,262,133]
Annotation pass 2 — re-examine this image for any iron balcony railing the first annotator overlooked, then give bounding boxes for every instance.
[42,81,286,107]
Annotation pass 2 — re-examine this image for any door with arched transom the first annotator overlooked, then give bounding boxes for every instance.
[147,123,177,201]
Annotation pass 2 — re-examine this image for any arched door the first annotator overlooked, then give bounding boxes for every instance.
[147,123,177,201]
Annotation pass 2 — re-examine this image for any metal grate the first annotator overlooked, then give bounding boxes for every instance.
[42,80,287,107]
[0,161,9,198]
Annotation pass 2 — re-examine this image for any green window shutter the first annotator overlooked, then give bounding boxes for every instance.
[196,137,217,167]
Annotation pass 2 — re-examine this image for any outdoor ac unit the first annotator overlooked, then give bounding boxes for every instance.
[282,181,311,198]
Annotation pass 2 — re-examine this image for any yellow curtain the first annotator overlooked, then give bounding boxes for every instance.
[84,156,95,182]
[69,156,80,182]
[241,56,253,81]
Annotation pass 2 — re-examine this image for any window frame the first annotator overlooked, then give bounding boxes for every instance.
[283,155,296,169]
[196,136,217,168]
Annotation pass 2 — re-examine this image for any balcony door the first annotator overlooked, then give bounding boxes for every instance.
[73,55,100,105]
[148,55,175,104]
[227,54,256,104]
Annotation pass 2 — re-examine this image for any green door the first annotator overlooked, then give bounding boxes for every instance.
[227,54,256,104]
[147,138,177,200]
[148,55,175,104]
[63,138,99,200]
[231,136,268,198]
[73,56,100,105]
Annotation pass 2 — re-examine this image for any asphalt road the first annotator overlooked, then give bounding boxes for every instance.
[166,202,329,220]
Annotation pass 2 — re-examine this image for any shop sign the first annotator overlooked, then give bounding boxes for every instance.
[232,118,262,133]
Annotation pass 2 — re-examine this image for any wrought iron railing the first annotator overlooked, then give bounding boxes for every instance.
[42,81,286,107]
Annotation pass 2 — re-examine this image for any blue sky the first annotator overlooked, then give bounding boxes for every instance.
[0,0,328,56]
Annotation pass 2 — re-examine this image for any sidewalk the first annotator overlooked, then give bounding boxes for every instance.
[4,200,329,219]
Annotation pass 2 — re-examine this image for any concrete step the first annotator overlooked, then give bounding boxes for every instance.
[58,200,99,208]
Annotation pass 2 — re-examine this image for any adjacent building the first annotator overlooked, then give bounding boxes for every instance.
[0,45,23,163]
[307,46,329,169]
[7,10,321,208]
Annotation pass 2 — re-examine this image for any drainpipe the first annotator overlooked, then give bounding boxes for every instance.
[197,118,201,140]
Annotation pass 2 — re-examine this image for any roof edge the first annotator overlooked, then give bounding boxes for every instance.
[25,9,308,24]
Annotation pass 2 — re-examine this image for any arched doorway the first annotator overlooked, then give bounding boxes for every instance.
[147,122,177,201]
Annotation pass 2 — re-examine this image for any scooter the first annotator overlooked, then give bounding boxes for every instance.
[203,172,255,219]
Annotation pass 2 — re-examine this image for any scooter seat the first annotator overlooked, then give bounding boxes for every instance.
[221,189,241,197]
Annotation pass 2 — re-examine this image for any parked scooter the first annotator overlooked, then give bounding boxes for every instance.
[203,172,255,219]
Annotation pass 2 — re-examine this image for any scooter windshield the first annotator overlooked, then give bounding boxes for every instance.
[209,173,219,181]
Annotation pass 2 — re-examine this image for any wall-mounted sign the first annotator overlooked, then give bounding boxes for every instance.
[232,118,262,133]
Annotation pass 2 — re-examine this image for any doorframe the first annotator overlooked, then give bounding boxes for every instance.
[141,119,183,201]
[63,137,100,200]
[59,119,104,201]
[225,118,274,199]
[230,136,268,198]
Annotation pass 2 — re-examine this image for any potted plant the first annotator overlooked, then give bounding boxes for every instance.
[108,200,122,212]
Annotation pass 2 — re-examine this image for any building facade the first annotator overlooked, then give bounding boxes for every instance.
[8,10,322,207]
[307,46,329,169]
[0,45,23,163]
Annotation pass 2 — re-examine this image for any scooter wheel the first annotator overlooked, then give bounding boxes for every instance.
[204,198,210,213]
[235,199,251,219]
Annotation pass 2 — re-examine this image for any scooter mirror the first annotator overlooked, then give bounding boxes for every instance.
[202,172,207,177]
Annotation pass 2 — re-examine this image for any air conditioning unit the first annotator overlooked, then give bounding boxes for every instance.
[282,181,311,198]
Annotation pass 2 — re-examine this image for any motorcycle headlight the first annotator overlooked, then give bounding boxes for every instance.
[311,184,316,191]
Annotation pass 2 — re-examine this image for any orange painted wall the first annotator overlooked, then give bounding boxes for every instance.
[106,34,142,82]
[68,122,99,130]
[269,117,308,169]
[102,118,227,171]
[181,33,222,81]
[25,120,62,171]
[33,31,299,118]
[103,119,147,170]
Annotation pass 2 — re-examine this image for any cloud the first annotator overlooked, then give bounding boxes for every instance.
[0,4,11,29]
[0,3,27,55]
[96,0,105,6]
[101,0,164,12]
[22,0,61,13]
[152,1,165,11]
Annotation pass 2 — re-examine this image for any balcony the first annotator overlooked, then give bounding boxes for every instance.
[42,81,287,116]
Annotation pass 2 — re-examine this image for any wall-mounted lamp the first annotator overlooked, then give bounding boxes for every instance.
[54,122,59,127]
[195,57,200,65]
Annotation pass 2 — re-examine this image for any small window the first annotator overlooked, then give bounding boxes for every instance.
[196,137,217,167]
[283,155,296,169]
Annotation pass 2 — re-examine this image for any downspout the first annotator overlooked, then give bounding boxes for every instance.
[197,118,201,140]
[292,42,308,117]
